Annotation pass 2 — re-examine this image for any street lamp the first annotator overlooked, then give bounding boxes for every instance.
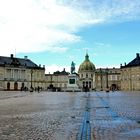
[106,68,109,88]
[100,68,103,91]
[106,68,109,92]
[30,69,33,92]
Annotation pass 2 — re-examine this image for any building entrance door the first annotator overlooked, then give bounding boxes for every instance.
[7,82,10,90]
[14,82,18,90]
[111,84,117,91]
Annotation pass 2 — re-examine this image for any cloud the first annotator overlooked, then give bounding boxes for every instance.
[0,0,82,55]
[0,0,140,56]
[94,42,111,48]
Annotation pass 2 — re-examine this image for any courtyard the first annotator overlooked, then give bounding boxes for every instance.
[0,91,140,140]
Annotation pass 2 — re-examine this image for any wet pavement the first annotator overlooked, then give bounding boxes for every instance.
[0,91,140,140]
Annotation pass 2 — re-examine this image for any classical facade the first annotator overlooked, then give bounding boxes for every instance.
[0,53,139,91]
[78,53,121,91]
[95,68,121,91]
[121,53,140,91]
[78,53,96,91]
[45,64,80,92]
[45,69,69,91]
[0,54,45,91]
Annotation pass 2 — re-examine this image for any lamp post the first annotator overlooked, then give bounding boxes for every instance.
[129,69,132,91]
[106,68,109,91]
[130,78,132,91]
[56,74,58,92]
[30,69,33,92]
[100,68,103,91]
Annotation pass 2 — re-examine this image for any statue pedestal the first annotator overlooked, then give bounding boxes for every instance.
[66,74,81,92]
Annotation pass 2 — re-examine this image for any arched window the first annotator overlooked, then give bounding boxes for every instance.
[83,81,85,88]
[86,81,88,87]
[89,81,91,88]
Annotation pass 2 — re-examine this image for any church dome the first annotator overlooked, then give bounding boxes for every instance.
[78,53,96,72]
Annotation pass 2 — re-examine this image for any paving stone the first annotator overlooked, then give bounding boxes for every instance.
[0,91,140,139]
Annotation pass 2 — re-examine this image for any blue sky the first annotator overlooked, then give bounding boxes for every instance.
[0,0,140,73]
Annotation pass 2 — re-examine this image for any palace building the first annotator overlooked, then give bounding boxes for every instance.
[120,53,140,91]
[45,69,69,91]
[46,53,121,92]
[95,67,121,91]
[0,53,139,91]
[0,54,45,91]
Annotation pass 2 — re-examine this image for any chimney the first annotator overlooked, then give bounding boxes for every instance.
[136,53,139,58]
[120,64,122,68]
[124,62,126,66]
[24,56,28,59]
[10,54,14,58]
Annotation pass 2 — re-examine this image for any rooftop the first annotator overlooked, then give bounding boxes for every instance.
[121,53,140,68]
[0,54,45,70]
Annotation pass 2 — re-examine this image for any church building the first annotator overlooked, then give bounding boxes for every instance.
[78,53,121,91]
[78,53,96,91]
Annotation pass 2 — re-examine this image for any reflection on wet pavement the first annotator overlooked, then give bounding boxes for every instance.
[91,92,140,140]
[0,91,140,140]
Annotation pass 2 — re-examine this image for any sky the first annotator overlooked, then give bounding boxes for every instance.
[0,0,140,73]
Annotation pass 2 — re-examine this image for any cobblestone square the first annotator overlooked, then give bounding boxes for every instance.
[0,91,140,140]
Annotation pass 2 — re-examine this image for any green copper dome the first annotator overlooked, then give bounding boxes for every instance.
[78,54,95,72]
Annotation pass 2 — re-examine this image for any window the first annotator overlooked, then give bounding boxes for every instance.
[0,82,3,87]
[89,81,91,88]
[0,73,3,79]
[21,70,25,80]
[83,81,85,87]
[111,75,117,81]
[14,69,19,80]
[86,81,88,87]
[6,69,11,78]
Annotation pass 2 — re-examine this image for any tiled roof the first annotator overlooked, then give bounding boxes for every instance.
[121,53,140,68]
[0,55,44,70]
